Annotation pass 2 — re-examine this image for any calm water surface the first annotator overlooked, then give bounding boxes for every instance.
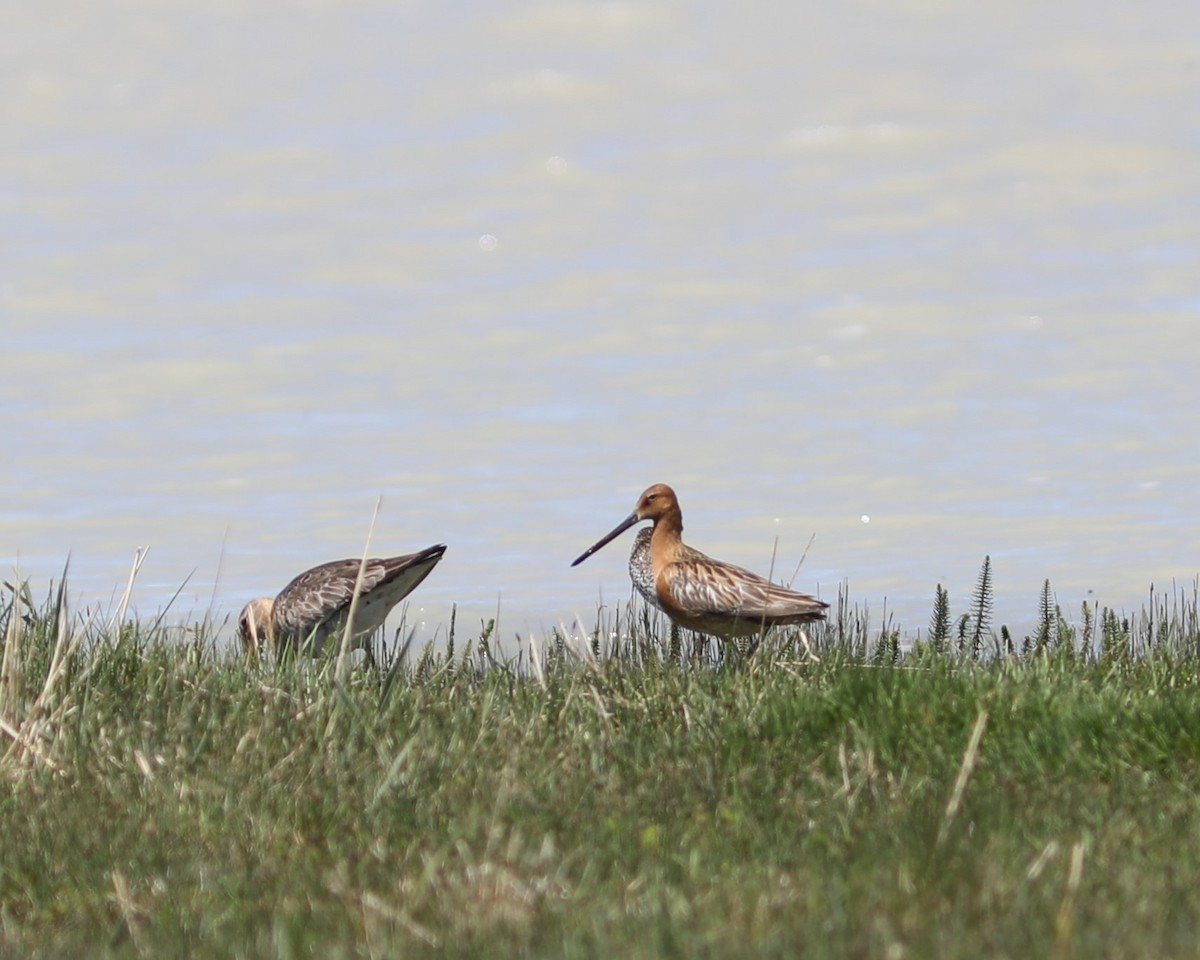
[3,1,1199,643]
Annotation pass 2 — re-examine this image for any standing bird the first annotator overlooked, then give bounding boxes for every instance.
[239,544,446,659]
[572,484,827,639]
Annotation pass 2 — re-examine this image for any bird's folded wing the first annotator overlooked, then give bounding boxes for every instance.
[274,559,389,633]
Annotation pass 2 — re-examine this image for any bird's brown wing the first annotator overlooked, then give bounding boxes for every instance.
[663,552,827,624]
[272,558,392,637]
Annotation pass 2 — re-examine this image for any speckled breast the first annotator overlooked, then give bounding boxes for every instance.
[627,528,660,609]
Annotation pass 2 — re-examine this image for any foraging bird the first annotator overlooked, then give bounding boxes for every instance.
[572,484,827,639]
[239,544,446,658]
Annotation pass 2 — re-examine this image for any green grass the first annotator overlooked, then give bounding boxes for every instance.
[3,574,1200,958]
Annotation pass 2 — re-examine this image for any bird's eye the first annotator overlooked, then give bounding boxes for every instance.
[647,494,657,502]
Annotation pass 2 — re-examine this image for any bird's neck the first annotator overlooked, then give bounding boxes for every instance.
[649,511,684,565]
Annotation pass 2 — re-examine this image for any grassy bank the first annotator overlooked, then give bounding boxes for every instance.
[2,573,1200,958]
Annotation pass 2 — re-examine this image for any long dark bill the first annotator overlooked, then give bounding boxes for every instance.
[570,512,640,567]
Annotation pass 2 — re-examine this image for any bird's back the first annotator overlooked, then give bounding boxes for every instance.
[657,544,827,638]
[272,545,446,654]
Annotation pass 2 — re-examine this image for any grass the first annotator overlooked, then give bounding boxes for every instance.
[3,568,1200,958]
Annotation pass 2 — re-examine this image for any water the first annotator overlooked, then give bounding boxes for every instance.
[3,1,1198,643]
